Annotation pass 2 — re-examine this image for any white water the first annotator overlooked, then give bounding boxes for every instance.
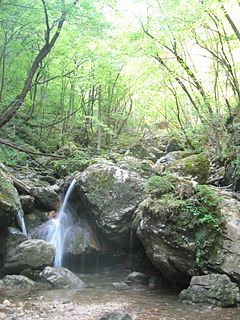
[17,208,28,238]
[47,178,77,267]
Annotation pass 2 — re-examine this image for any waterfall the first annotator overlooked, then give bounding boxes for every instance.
[47,178,77,268]
[17,208,28,238]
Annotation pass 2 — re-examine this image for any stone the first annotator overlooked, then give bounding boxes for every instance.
[5,227,27,252]
[78,162,145,246]
[112,281,129,290]
[99,313,132,320]
[0,275,37,289]
[124,272,148,285]
[39,266,87,289]
[31,186,59,210]
[4,239,55,274]
[166,153,210,184]
[207,188,240,283]
[136,185,240,285]
[0,168,21,227]
[148,275,163,288]
[179,274,240,307]
[20,195,35,214]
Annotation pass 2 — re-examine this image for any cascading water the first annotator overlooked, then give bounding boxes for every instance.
[17,208,28,238]
[47,178,77,267]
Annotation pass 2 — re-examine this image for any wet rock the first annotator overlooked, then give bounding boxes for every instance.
[78,162,145,246]
[4,239,55,274]
[0,275,37,289]
[99,313,132,320]
[6,227,27,252]
[112,281,129,290]
[125,272,148,285]
[20,195,35,214]
[0,167,21,227]
[179,274,240,307]
[148,275,163,289]
[40,266,87,289]
[64,222,101,255]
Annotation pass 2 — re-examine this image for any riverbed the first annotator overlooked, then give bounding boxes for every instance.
[0,272,239,320]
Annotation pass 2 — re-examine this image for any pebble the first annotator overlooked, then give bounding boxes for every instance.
[3,299,11,307]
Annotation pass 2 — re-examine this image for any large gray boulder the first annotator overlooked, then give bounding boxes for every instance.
[78,162,145,246]
[0,168,21,227]
[0,275,37,289]
[179,274,240,307]
[207,189,240,283]
[40,266,86,289]
[4,239,55,274]
[136,184,240,285]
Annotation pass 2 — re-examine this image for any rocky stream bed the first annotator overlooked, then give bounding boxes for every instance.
[0,272,240,320]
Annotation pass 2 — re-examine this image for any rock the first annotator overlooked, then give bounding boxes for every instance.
[148,275,163,288]
[78,162,145,246]
[99,313,132,320]
[112,281,129,290]
[125,144,154,160]
[125,272,148,285]
[117,157,153,176]
[39,266,87,289]
[63,222,101,255]
[165,153,210,184]
[20,195,35,214]
[4,239,55,274]
[158,151,192,164]
[24,208,48,231]
[179,274,240,307]
[136,183,240,285]
[206,188,240,283]
[6,227,27,252]
[0,275,37,289]
[32,186,59,210]
[135,183,223,285]
[0,168,21,227]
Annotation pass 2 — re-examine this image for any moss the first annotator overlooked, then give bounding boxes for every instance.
[166,153,210,183]
[139,178,223,267]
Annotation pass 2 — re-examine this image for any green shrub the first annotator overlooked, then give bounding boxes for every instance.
[145,175,176,196]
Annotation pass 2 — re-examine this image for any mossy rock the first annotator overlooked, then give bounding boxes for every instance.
[135,183,223,285]
[0,167,21,227]
[166,153,210,184]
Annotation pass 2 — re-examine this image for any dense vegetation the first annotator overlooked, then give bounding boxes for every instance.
[0,0,240,172]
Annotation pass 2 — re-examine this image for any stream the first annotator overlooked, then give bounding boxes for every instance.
[0,272,239,320]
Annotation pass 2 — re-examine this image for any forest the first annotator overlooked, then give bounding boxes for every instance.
[0,0,239,174]
[1,1,240,319]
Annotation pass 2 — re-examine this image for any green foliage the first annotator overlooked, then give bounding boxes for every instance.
[50,150,91,177]
[145,175,176,196]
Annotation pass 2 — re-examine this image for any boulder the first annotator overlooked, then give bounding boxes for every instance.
[99,313,132,320]
[4,239,55,274]
[135,183,223,285]
[179,274,240,307]
[0,168,21,227]
[20,195,35,214]
[31,186,59,211]
[124,272,148,285]
[207,189,240,283]
[136,184,240,285]
[5,227,27,252]
[165,153,210,184]
[40,266,86,289]
[78,162,145,246]
[0,275,37,289]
